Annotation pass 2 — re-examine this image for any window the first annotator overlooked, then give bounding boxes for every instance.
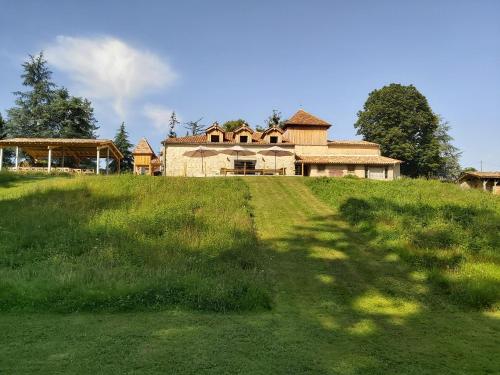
[270,136,279,144]
[347,165,355,174]
[384,166,388,179]
[210,135,220,142]
[317,164,326,172]
[239,135,248,143]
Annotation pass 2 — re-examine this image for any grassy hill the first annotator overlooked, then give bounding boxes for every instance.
[0,174,270,312]
[1,173,499,374]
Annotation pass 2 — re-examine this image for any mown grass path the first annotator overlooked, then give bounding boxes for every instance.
[1,176,499,374]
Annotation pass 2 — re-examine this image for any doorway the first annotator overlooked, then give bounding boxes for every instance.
[234,160,256,175]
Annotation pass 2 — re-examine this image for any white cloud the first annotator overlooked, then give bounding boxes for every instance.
[45,35,177,119]
[143,104,180,133]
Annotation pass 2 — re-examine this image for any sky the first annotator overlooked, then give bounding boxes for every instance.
[0,0,499,170]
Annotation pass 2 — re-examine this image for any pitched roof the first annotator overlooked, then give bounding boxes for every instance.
[460,171,500,179]
[296,155,401,165]
[284,110,331,127]
[233,124,254,134]
[262,126,284,135]
[133,138,156,155]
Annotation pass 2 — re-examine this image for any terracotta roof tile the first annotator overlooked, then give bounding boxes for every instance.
[284,110,331,127]
[164,131,291,144]
[296,155,401,165]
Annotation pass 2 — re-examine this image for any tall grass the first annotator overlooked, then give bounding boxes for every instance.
[0,174,271,312]
[306,177,500,310]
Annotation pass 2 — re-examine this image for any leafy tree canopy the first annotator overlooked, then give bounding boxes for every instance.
[6,52,98,139]
[435,117,462,181]
[113,122,133,172]
[0,112,6,139]
[355,83,443,177]
[222,119,246,132]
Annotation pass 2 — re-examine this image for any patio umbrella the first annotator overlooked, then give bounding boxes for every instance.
[259,146,293,171]
[221,145,256,161]
[183,146,218,174]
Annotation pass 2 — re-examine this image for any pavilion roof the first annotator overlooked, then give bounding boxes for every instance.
[284,110,331,127]
[0,138,123,160]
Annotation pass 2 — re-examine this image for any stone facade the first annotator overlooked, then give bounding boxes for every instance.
[163,144,296,177]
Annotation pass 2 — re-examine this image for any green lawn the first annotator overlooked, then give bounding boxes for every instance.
[1,174,499,374]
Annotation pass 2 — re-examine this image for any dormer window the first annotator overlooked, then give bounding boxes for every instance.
[210,135,220,143]
[240,135,248,143]
[270,136,278,144]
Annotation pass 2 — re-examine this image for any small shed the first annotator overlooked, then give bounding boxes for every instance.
[459,171,500,194]
[133,138,161,175]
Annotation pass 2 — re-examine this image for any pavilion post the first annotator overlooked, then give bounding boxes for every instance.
[15,146,19,171]
[301,162,304,176]
[106,147,110,175]
[96,147,100,175]
[0,148,3,172]
[47,147,52,173]
[61,147,65,168]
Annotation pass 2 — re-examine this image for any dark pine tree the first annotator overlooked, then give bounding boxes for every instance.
[6,52,98,140]
[168,111,179,138]
[113,122,133,172]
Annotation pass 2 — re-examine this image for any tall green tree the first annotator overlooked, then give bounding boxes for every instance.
[222,119,246,132]
[49,88,98,138]
[113,122,133,171]
[435,117,462,181]
[168,111,179,138]
[6,53,56,137]
[6,52,98,139]
[355,84,441,177]
[0,112,13,165]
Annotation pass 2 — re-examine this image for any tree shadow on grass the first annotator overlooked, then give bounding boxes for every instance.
[258,202,500,373]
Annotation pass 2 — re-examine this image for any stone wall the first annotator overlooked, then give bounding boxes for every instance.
[163,144,296,176]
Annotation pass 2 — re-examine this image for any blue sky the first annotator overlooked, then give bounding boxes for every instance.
[1,0,499,169]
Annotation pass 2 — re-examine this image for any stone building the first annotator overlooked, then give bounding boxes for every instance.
[459,171,500,194]
[156,109,401,178]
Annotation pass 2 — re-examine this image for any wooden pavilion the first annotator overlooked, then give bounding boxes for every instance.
[0,138,123,174]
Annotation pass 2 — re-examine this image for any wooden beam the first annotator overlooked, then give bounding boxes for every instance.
[0,148,3,172]
[96,147,100,175]
[106,147,110,175]
[47,147,52,173]
[15,146,19,171]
